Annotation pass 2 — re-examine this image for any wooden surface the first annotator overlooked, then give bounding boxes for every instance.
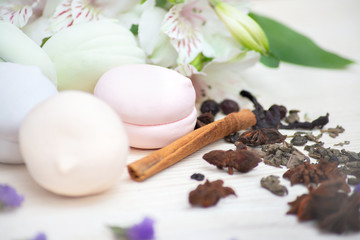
[1,0,360,239]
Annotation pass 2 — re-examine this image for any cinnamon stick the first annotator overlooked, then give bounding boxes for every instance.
[127,109,256,181]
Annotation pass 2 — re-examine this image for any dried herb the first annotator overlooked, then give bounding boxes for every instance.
[333,141,350,147]
[304,143,360,164]
[195,112,214,129]
[189,180,236,207]
[283,159,346,187]
[261,142,309,168]
[285,110,300,124]
[280,113,329,130]
[190,173,205,181]
[203,149,261,174]
[287,179,360,233]
[238,128,287,147]
[321,125,345,138]
[240,90,282,129]
[290,134,308,146]
[224,132,240,143]
[261,175,288,196]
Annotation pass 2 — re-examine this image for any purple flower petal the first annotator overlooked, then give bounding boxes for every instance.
[32,232,47,240]
[0,184,24,208]
[126,217,155,240]
[355,183,360,193]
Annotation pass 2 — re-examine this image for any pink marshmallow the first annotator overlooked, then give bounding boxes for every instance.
[94,64,197,149]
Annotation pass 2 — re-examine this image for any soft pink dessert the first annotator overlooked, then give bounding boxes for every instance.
[94,64,197,149]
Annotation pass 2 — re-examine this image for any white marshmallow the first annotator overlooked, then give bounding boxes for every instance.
[19,91,129,197]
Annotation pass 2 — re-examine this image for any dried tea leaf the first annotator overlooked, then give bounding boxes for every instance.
[281,113,329,130]
[321,125,345,138]
[240,90,283,129]
[188,180,236,207]
[203,149,261,174]
[190,173,205,181]
[333,141,350,147]
[238,128,287,147]
[261,175,288,196]
[285,110,300,124]
[283,159,347,188]
[290,135,308,146]
[261,142,309,168]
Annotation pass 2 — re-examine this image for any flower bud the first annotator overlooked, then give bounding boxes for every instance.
[209,0,269,54]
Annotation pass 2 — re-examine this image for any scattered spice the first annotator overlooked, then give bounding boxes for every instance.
[285,110,300,124]
[321,125,345,138]
[109,217,155,240]
[0,184,24,210]
[333,141,350,147]
[261,142,309,168]
[283,159,346,187]
[189,179,236,207]
[240,90,282,129]
[203,148,261,174]
[219,99,240,115]
[200,99,220,116]
[191,173,205,181]
[287,179,360,233]
[195,112,214,129]
[224,132,240,143]
[280,113,329,130]
[260,175,288,196]
[238,128,287,147]
[290,134,308,146]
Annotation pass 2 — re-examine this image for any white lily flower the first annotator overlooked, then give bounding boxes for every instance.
[0,0,45,28]
[161,0,206,65]
[191,50,260,102]
[138,3,177,67]
[49,0,140,33]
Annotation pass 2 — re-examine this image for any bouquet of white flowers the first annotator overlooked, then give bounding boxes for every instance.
[0,0,353,101]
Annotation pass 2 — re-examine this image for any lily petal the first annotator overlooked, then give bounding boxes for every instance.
[0,0,40,28]
[161,2,204,64]
[191,51,260,102]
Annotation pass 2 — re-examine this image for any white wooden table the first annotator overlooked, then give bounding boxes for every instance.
[1,0,360,239]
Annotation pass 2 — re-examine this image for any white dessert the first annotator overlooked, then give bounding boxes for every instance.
[0,63,57,164]
[19,91,129,197]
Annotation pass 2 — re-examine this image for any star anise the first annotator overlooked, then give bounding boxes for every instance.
[283,159,346,188]
[238,128,287,147]
[203,149,261,175]
[287,179,360,233]
[189,180,236,207]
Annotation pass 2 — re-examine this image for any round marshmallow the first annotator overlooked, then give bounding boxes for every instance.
[19,91,128,197]
[0,63,57,164]
[94,64,197,149]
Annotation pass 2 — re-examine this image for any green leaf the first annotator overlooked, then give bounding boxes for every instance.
[40,36,51,48]
[249,12,354,69]
[129,24,139,36]
[260,52,280,68]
